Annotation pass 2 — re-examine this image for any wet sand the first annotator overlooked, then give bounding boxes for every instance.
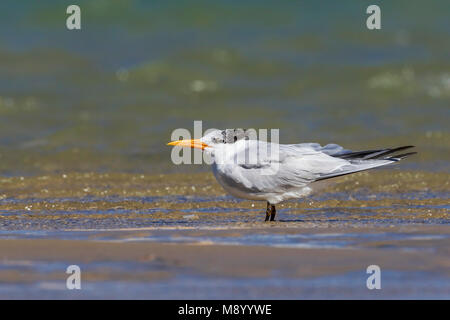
[0,225,449,299]
[0,170,449,299]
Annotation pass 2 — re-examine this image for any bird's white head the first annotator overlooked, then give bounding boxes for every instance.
[167,128,252,153]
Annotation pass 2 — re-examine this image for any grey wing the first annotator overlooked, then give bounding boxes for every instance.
[227,142,415,192]
[284,142,415,160]
[224,142,352,192]
[281,142,351,156]
[281,143,416,181]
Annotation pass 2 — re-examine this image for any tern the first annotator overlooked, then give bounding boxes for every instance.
[168,129,416,221]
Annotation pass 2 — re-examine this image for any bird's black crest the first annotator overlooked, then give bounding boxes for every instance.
[219,128,254,144]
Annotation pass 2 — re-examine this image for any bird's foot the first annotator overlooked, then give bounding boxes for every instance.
[270,205,276,221]
[265,202,271,222]
[264,203,276,222]
[265,210,271,222]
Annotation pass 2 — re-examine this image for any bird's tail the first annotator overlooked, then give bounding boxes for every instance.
[334,145,416,161]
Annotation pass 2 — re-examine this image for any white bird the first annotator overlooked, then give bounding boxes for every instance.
[168,129,416,221]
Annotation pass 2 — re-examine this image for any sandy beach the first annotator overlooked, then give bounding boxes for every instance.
[0,171,448,299]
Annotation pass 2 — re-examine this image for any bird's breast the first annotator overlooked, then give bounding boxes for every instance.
[211,162,266,201]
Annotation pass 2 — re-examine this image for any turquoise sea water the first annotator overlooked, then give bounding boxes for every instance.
[0,0,448,175]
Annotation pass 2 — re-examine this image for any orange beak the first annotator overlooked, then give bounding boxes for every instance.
[167,139,209,150]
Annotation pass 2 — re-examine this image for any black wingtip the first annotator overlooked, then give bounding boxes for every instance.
[387,151,418,161]
[335,145,416,160]
[372,145,415,159]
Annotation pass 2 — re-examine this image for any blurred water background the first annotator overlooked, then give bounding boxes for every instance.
[0,0,449,175]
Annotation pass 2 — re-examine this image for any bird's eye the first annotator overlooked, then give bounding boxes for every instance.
[234,136,237,142]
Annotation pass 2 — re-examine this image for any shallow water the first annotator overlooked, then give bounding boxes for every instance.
[0,171,448,229]
[1,271,448,300]
[0,171,449,299]
[0,0,449,175]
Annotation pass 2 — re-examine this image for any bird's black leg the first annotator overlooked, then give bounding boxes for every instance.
[270,204,276,221]
[265,202,271,222]
[264,203,276,222]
